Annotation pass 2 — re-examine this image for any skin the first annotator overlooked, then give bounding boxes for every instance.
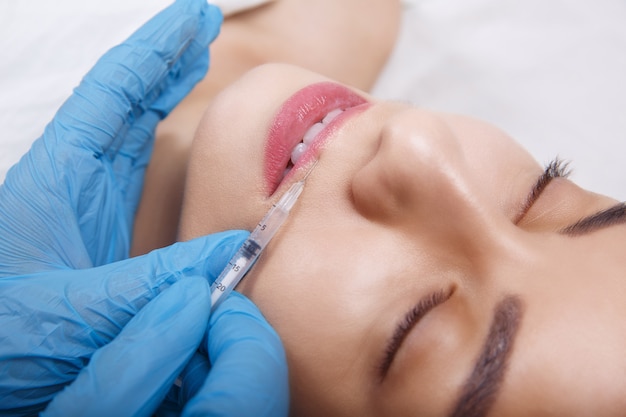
[131,0,401,255]
[178,63,626,416]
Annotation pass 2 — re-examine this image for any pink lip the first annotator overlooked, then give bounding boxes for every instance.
[264,82,369,195]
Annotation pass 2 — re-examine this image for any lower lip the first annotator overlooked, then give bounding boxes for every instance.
[264,82,368,195]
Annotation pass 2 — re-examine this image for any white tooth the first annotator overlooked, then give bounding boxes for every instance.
[303,122,324,145]
[291,142,308,165]
[322,108,343,124]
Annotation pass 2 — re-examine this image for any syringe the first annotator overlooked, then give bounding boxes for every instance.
[210,162,317,311]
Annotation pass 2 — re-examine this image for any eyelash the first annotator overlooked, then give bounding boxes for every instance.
[514,157,571,224]
[378,288,453,379]
[376,159,573,379]
[518,157,626,236]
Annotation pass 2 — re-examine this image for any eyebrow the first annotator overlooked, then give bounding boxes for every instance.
[560,202,626,236]
[448,296,524,417]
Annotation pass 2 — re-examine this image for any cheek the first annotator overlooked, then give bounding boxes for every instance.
[242,224,396,350]
[238,223,411,416]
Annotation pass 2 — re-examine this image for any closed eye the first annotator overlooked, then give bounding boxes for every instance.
[514,157,626,236]
[378,287,454,380]
[514,157,571,224]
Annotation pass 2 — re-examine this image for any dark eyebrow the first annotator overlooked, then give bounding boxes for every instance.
[560,202,626,236]
[448,296,524,417]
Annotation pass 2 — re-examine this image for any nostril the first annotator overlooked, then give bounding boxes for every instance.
[351,152,406,223]
[351,108,470,225]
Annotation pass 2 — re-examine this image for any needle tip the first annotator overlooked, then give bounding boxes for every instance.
[303,160,319,181]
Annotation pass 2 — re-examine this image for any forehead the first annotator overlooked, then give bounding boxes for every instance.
[489,230,626,416]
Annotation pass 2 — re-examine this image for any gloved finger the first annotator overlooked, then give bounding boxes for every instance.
[0,229,247,397]
[178,352,212,403]
[182,292,289,417]
[41,277,212,417]
[50,0,222,160]
[157,352,211,414]
[0,0,224,276]
[64,230,248,342]
[108,0,222,165]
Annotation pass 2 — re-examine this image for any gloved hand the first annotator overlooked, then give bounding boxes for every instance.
[0,0,289,415]
[0,0,219,275]
[41,288,289,417]
[0,230,290,417]
[0,231,246,415]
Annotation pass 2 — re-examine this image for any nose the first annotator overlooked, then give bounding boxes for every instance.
[351,108,504,255]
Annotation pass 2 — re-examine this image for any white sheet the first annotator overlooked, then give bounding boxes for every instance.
[2,0,626,199]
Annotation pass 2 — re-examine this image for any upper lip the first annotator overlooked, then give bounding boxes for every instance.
[263,82,368,195]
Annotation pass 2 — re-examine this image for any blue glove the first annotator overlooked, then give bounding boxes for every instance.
[0,231,248,416]
[41,289,289,417]
[0,0,289,415]
[0,0,220,274]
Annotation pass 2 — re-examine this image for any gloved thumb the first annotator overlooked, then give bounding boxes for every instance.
[182,292,289,417]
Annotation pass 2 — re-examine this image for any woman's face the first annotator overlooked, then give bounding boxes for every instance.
[179,64,626,416]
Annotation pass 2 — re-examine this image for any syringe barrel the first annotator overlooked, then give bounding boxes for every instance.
[250,180,304,246]
[250,207,289,247]
[209,240,259,310]
[209,179,306,311]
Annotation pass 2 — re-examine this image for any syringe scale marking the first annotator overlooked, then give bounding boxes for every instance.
[209,161,317,311]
